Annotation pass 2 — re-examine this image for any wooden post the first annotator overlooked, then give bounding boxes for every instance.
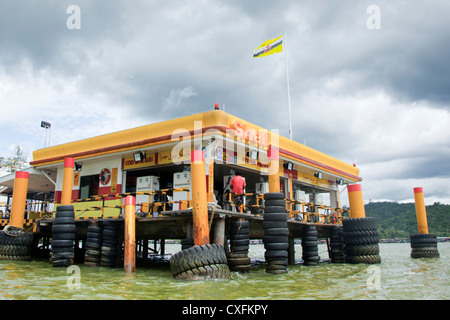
[213,216,226,247]
[124,195,136,273]
[9,171,29,229]
[191,150,210,246]
[413,187,429,234]
[61,158,75,206]
[348,184,365,218]
[288,235,295,265]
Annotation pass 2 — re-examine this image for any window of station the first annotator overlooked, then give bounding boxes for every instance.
[80,174,99,200]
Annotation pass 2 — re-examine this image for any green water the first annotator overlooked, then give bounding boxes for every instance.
[0,243,448,300]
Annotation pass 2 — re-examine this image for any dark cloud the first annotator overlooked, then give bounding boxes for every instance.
[1,0,450,203]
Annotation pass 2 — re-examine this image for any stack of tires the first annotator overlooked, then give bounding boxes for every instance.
[262,193,289,274]
[301,225,320,266]
[329,226,345,263]
[51,205,76,267]
[227,220,251,272]
[170,244,231,280]
[343,217,381,264]
[410,234,440,258]
[100,220,121,267]
[0,228,33,261]
[84,224,103,267]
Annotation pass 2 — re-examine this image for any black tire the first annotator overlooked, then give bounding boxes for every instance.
[55,210,75,219]
[265,250,288,259]
[229,220,249,228]
[52,232,75,240]
[343,217,376,232]
[263,235,288,244]
[169,244,230,280]
[174,263,230,280]
[264,199,286,207]
[264,193,284,200]
[51,240,74,248]
[263,213,288,221]
[345,254,381,264]
[344,234,379,246]
[52,258,73,267]
[264,228,289,236]
[345,244,379,256]
[263,206,287,214]
[411,249,440,258]
[51,246,74,254]
[52,224,76,234]
[262,221,288,229]
[87,226,103,234]
[229,227,249,236]
[229,239,249,247]
[53,217,75,225]
[230,233,249,241]
[264,242,289,250]
[302,240,318,247]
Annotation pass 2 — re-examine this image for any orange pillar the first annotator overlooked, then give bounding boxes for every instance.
[268,147,280,193]
[413,187,429,234]
[191,150,209,246]
[61,158,75,205]
[124,195,136,273]
[9,171,30,229]
[348,184,366,218]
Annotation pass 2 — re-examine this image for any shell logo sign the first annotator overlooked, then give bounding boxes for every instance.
[230,120,268,148]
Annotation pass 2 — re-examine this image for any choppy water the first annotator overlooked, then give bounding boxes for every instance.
[0,243,448,300]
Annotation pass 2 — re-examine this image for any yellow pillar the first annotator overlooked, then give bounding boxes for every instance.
[191,150,210,246]
[61,158,75,205]
[348,184,365,218]
[413,187,429,234]
[268,147,280,193]
[9,171,29,229]
[124,195,136,273]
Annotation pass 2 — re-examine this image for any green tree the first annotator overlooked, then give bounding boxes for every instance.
[0,145,29,173]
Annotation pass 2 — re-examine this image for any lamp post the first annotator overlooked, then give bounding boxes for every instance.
[41,121,51,147]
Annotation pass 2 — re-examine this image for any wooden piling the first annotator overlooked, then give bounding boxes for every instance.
[124,195,136,273]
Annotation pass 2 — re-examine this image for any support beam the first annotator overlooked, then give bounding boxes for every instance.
[61,158,75,205]
[268,147,280,193]
[9,171,29,229]
[413,187,429,234]
[191,150,210,246]
[124,195,136,273]
[348,184,365,218]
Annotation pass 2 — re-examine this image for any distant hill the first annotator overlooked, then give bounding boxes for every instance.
[364,201,450,239]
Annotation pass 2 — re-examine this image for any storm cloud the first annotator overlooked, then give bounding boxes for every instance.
[1,0,449,205]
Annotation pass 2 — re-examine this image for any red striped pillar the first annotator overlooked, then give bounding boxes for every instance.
[413,187,429,234]
[348,184,366,218]
[9,171,30,229]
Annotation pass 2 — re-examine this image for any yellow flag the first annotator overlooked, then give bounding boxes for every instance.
[253,35,283,58]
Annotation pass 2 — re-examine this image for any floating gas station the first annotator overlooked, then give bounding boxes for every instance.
[0,108,389,277]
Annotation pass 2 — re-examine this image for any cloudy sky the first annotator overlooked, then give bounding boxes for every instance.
[1,0,449,206]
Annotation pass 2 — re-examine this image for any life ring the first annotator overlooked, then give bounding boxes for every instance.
[99,168,111,185]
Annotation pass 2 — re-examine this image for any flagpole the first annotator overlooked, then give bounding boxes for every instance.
[284,32,293,140]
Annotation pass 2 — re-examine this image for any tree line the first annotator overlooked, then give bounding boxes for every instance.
[364,201,450,239]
